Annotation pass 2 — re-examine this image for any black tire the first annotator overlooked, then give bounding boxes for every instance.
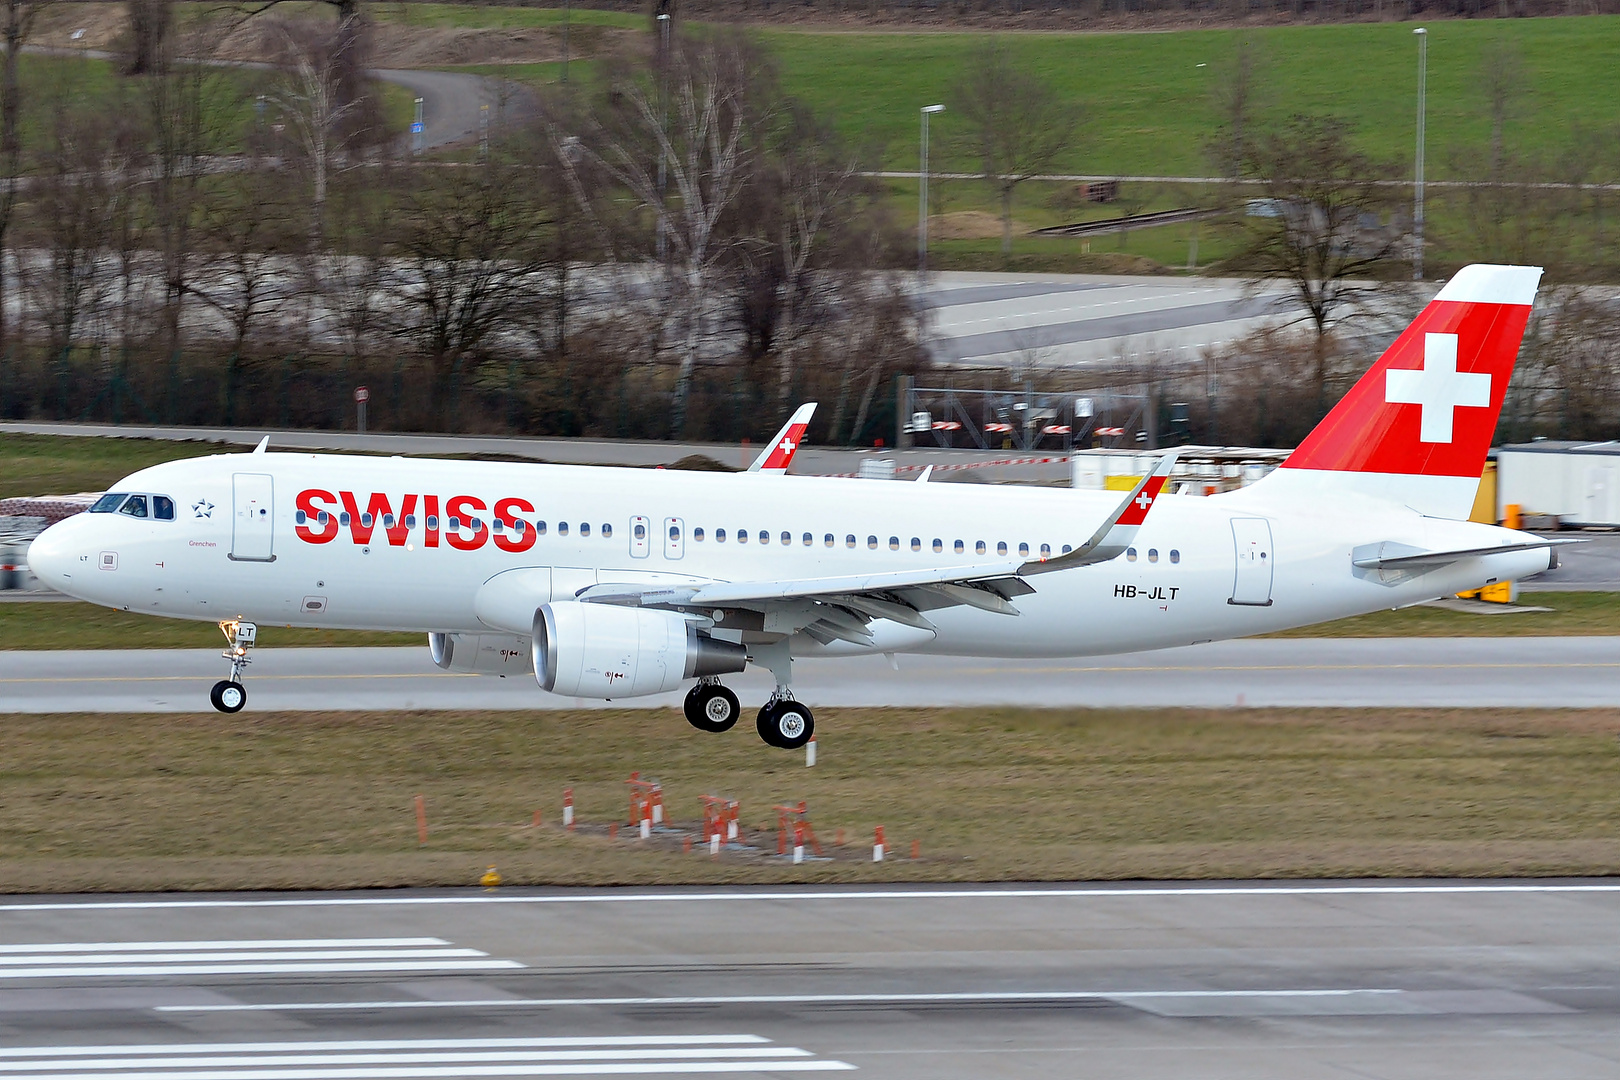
[210,679,246,714]
[684,684,740,733]
[756,700,814,749]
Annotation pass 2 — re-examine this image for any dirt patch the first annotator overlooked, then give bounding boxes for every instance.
[22,3,629,70]
[931,210,1037,242]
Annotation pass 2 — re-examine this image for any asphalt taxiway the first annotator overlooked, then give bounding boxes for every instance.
[3,882,1620,1078]
[4,636,1619,712]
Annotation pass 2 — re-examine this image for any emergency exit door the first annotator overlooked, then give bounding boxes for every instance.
[1229,517,1273,606]
[231,473,276,562]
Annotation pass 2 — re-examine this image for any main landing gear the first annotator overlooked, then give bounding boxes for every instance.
[684,678,741,733]
[210,619,256,714]
[683,679,814,749]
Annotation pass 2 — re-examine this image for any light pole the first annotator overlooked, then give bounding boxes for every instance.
[919,104,945,275]
[1413,26,1427,280]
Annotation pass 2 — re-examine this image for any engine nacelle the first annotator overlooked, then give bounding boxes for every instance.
[429,632,532,675]
[533,602,747,699]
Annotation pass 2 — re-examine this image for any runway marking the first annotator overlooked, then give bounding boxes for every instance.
[0,1035,854,1077]
[0,938,523,978]
[156,988,1405,1013]
[6,882,1620,912]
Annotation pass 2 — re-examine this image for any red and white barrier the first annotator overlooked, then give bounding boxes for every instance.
[824,455,1071,479]
[775,802,823,859]
[873,825,885,863]
[563,787,575,830]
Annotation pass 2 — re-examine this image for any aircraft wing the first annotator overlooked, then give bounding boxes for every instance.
[574,468,1172,644]
[748,403,816,473]
[1019,453,1177,575]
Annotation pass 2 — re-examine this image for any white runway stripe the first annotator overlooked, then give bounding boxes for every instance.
[155,988,1403,1013]
[0,939,448,953]
[5,882,1620,912]
[0,961,524,978]
[0,1036,854,1077]
[0,938,523,979]
[0,1038,770,1059]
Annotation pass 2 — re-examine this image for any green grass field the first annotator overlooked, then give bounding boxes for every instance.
[462,16,1620,179]
[5,705,1620,891]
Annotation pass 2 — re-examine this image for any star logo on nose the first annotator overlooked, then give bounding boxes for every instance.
[192,499,214,519]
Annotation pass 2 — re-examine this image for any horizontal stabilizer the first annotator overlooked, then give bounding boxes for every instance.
[1351,538,1579,571]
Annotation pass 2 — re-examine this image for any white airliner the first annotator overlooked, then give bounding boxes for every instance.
[29,264,1566,748]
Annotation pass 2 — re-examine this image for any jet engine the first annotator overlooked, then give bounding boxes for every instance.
[429,632,532,675]
[533,602,747,699]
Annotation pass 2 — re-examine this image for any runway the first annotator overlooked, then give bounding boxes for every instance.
[4,882,1620,1078]
[4,636,1619,712]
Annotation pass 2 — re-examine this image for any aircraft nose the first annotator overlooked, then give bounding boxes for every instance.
[27,518,84,593]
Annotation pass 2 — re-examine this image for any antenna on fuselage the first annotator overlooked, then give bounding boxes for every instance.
[252,436,269,455]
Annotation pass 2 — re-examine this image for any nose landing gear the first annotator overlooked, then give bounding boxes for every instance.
[210,620,256,714]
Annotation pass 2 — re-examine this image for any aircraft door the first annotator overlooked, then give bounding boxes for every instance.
[1587,465,1616,525]
[664,517,685,560]
[230,473,276,562]
[629,516,650,558]
[1228,517,1273,606]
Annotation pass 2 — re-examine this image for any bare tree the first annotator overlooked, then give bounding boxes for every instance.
[144,30,233,414]
[270,18,363,253]
[1205,37,1265,181]
[576,29,774,433]
[392,160,545,428]
[1234,114,1405,411]
[951,38,1079,254]
[192,173,298,424]
[0,0,47,353]
[122,0,173,75]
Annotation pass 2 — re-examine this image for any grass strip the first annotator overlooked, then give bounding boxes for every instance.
[3,592,1616,651]
[3,705,1619,892]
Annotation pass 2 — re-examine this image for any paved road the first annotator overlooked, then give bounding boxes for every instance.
[6,637,1617,713]
[4,882,1620,1078]
[923,274,1296,367]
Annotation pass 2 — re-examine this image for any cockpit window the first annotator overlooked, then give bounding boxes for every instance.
[92,492,175,520]
[117,495,149,518]
[153,496,175,520]
[90,493,126,513]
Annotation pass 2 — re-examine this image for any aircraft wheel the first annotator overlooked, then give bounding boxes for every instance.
[684,683,740,733]
[756,700,814,749]
[210,679,247,714]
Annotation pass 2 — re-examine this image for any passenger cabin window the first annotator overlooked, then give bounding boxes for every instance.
[996,541,1008,556]
[933,539,943,553]
[1169,549,1181,564]
[802,533,812,546]
[90,493,127,513]
[717,529,727,542]
[845,534,856,548]
[738,530,748,544]
[824,534,834,547]
[889,536,900,551]
[633,522,645,540]
[911,537,922,552]
[427,515,439,530]
[341,512,352,527]
[603,523,613,538]
[1148,548,1159,563]
[976,541,987,555]
[535,520,546,535]
[361,513,374,528]
[1126,547,1138,561]
[118,495,149,518]
[559,522,569,536]
[694,527,705,541]
[406,514,417,529]
[669,525,680,542]
[784,532,795,546]
[1018,542,1030,558]
[1040,543,1051,558]
[580,523,591,537]
[954,540,964,554]
[759,530,770,545]
[867,535,878,549]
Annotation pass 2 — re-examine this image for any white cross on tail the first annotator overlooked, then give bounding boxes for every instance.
[1384,332,1492,443]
